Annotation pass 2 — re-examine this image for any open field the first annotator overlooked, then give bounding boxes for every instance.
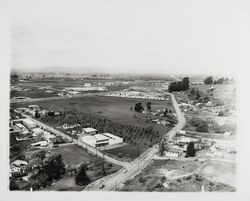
[104,144,147,162]
[120,159,235,192]
[12,96,174,127]
[10,85,58,99]
[12,79,132,90]
[50,144,100,166]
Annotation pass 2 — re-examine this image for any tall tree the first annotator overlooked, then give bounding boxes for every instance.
[134,102,144,113]
[204,76,213,85]
[147,102,152,111]
[75,164,90,186]
[43,153,65,181]
[186,142,196,157]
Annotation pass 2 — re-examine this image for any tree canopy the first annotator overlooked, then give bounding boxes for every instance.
[186,142,196,157]
[168,77,190,92]
[204,76,213,85]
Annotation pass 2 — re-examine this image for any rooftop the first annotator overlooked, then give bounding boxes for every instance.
[83,127,97,133]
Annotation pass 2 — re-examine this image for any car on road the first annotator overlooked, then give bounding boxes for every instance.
[99,184,105,189]
[122,169,127,173]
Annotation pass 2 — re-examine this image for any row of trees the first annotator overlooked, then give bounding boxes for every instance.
[204,76,232,85]
[134,102,152,113]
[168,77,190,93]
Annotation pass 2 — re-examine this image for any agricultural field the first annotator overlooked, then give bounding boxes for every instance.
[10,85,59,99]
[12,96,174,160]
[12,96,174,128]
[120,159,236,192]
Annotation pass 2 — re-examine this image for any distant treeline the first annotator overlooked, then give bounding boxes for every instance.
[204,76,234,85]
[168,77,190,93]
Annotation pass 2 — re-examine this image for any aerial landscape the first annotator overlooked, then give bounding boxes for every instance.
[9,73,237,192]
[6,0,243,195]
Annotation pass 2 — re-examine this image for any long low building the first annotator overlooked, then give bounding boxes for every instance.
[81,134,110,147]
[22,118,36,129]
[81,133,123,148]
[102,133,123,144]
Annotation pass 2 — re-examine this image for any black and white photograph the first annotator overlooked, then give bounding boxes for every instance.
[0,0,250,200]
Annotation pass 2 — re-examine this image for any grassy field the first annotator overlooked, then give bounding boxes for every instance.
[120,159,236,192]
[12,96,173,127]
[10,88,58,99]
[51,144,100,166]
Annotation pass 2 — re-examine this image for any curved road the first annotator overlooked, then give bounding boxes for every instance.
[84,93,186,191]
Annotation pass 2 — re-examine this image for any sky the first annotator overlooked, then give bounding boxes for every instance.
[9,0,250,75]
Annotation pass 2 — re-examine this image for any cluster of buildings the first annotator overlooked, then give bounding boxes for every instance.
[162,129,236,159]
[100,91,168,100]
[14,105,61,118]
[78,127,123,148]
[63,86,107,93]
[10,160,28,178]
[10,115,66,147]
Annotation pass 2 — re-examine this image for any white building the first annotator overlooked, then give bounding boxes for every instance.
[43,131,56,141]
[179,130,186,135]
[31,140,48,147]
[22,119,36,129]
[32,128,44,136]
[82,127,98,135]
[81,134,109,147]
[164,151,180,158]
[16,123,26,130]
[102,133,123,144]
[84,83,91,87]
[176,136,199,144]
[11,160,28,167]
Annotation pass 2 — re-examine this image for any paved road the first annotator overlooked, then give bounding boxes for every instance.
[84,92,186,191]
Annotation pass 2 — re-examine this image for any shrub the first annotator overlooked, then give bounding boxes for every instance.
[218,111,224,116]
[139,176,146,183]
[196,121,209,132]
[160,176,166,183]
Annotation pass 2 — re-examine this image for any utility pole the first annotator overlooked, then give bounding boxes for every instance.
[137,143,140,172]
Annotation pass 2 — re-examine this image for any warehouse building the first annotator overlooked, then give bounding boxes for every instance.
[81,134,109,147]
[81,133,123,148]
[22,119,36,129]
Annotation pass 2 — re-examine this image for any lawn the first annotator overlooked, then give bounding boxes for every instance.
[51,144,100,166]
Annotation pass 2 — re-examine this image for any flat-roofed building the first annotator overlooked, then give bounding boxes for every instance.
[82,127,98,135]
[22,119,36,129]
[81,134,110,147]
[15,123,26,130]
[102,133,123,144]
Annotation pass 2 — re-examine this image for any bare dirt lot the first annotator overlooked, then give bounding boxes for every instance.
[120,159,236,192]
